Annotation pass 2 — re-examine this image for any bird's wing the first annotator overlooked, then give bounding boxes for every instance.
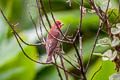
[46,39,58,56]
[46,29,60,56]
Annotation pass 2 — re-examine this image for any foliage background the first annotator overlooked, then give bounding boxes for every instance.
[0,0,119,80]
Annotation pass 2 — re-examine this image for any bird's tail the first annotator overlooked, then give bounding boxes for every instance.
[46,55,52,62]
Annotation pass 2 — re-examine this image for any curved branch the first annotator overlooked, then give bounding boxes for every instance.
[0,8,44,46]
[28,11,41,41]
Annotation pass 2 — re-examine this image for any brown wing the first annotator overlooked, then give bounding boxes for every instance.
[46,30,60,56]
[46,39,58,56]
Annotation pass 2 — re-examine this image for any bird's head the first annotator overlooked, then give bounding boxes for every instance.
[53,20,64,29]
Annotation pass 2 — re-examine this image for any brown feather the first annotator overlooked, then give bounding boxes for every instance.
[46,20,63,62]
[46,27,60,62]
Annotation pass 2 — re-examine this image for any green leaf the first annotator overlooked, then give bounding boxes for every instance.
[102,50,112,61]
[93,53,103,57]
[87,60,116,80]
[111,37,120,47]
[116,23,120,29]
[97,37,111,46]
[110,50,117,61]
[111,28,120,35]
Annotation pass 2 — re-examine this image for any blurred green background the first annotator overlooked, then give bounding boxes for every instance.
[0,0,119,80]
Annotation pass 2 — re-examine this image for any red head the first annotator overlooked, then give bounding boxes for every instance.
[53,20,64,29]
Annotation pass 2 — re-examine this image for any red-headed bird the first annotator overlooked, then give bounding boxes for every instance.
[46,20,64,62]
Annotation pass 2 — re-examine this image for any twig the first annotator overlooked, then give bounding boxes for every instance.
[86,20,102,72]
[72,0,86,79]
[105,0,110,14]
[73,0,83,42]
[38,18,45,43]
[85,8,115,72]
[73,43,86,80]
[62,24,70,40]
[36,0,45,42]
[0,8,44,46]
[48,0,71,42]
[65,55,78,64]
[54,55,63,80]
[79,36,83,61]
[39,0,52,28]
[60,54,80,71]
[88,0,112,37]
[60,55,69,80]
[28,11,41,41]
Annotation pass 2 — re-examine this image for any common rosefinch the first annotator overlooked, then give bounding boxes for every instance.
[46,20,64,62]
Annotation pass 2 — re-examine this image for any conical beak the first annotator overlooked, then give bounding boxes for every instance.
[60,23,64,26]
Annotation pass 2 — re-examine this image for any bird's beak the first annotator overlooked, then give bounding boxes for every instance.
[60,23,64,26]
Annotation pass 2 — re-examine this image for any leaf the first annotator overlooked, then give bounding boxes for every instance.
[93,53,103,57]
[111,28,120,35]
[116,23,120,29]
[110,50,117,61]
[100,1,112,12]
[111,37,120,47]
[102,50,112,61]
[109,72,120,80]
[97,37,111,46]
[87,60,116,80]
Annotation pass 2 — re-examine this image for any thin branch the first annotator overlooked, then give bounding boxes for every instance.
[60,55,69,80]
[79,36,83,61]
[105,0,110,14]
[36,0,45,43]
[88,0,103,20]
[88,0,112,37]
[0,8,44,46]
[65,55,78,64]
[28,11,41,41]
[73,42,86,80]
[72,0,86,79]
[86,8,115,72]
[39,0,52,28]
[54,55,63,80]
[60,54,80,71]
[73,27,80,42]
[62,24,70,40]
[73,0,83,42]
[39,18,45,43]
[86,20,102,72]
[52,62,82,78]
[48,0,71,42]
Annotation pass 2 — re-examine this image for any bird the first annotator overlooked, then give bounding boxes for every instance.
[46,20,64,62]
